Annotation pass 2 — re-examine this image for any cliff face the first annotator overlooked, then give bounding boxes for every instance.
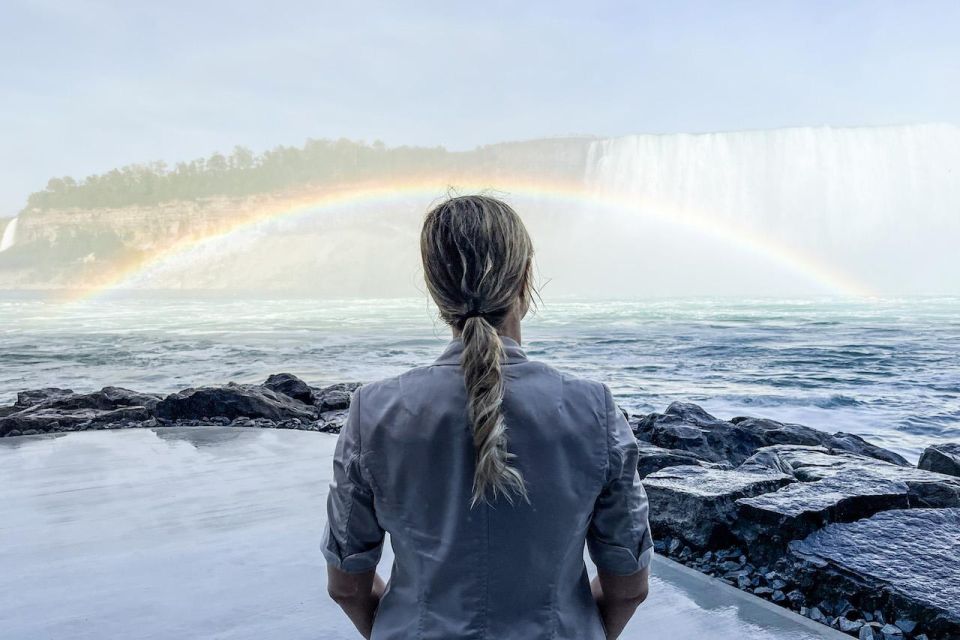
[0,137,595,291]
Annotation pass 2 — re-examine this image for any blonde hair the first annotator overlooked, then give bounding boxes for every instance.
[420,194,537,507]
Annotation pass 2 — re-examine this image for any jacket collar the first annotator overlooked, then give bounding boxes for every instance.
[433,335,529,366]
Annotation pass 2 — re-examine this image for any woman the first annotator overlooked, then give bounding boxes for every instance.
[322,195,653,639]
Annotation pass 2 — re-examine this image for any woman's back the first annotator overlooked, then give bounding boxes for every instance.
[323,336,653,639]
[323,195,652,640]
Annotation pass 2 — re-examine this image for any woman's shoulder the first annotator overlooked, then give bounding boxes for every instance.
[506,357,610,409]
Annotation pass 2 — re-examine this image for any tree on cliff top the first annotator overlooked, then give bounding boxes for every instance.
[25,139,452,211]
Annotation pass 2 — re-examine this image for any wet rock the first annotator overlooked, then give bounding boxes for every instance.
[156,383,317,423]
[735,471,910,559]
[893,619,916,634]
[633,402,767,465]
[859,623,883,640]
[0,387,161,436]
[632,402,906,467]
[745,445,960,508]
[838,617,863,633]
[635,441,714,478]
[918,442,960,478]
[642,464,793,548]
[15,387,75,409]
[820,431,909,467]
[789,508,960,639]
[879,623,902,638]
[263,373,314,405]
[311,382,361,412]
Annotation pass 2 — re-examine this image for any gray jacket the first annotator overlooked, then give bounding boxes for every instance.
[322,336,654,639]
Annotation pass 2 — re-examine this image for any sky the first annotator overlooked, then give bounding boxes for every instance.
[1,0,958,214]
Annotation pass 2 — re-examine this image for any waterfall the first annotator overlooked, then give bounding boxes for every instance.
[0,217,18,253]
[584,124,960,294]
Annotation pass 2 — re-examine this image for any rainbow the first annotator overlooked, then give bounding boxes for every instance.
[65,176,875,302]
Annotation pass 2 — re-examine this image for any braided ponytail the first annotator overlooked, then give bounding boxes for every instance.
[420,195,536,506]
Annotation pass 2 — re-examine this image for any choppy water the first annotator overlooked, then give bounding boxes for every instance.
[2,293,958,461]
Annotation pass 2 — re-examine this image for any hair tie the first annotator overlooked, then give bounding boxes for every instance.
[462,296,484,320]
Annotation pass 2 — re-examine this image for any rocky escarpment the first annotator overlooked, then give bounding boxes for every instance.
[637,402,960,640]
[2,382,958,638]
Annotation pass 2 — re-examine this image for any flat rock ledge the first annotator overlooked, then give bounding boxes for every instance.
[640,403,960,640]
[790,508,960,639]
[3,382,957,638]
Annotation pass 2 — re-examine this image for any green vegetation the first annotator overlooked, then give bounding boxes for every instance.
[26,139,452,210]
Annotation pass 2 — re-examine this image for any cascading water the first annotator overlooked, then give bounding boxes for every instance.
[584,124,960,295]
[0,217,18,253]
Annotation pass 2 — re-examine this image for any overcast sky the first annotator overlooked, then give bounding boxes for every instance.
[1,0,958,214]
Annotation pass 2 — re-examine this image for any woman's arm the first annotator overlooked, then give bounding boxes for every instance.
[326,565,387,639]
[591,566,650,640]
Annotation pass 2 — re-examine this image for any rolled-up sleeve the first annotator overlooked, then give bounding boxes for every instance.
[321,386,385,573]
[586,383,655,576]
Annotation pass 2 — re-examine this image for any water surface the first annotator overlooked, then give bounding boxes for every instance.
[2,294,958,460]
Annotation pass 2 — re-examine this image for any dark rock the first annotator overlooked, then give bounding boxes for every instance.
[735,471,910,559]
[1,387,162,436]
[156,383,317,422]
[263,373,314,405]
[633,402,767,465]
[786,590,805,607]
[893,619,916,634]
[642,464,793,548]
[635,441,714,478]
[859,623,883,640]
[745,445,960,508]
[732,446,960,564]
[790,508,960,639]
[838,617,863,633]
[633,402,906,467]
[879,623,902,638]
[15,387,75,408]
[807,606,828,624]
[311,382,361,412]
[823,431,909,467]
[918,443,960,478]
[31,386,161,412]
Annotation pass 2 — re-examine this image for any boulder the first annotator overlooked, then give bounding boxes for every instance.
[642,464,793,548]
[635,441,716,478]
[633,402,907,467]
[263,373,314,405]
[789,509,960,639]
[312,382,361,412]
[735,472,910,560]
[0,406,152,435]
[0,387,162,436]
[20,386,161,413]
[730,445,960,560]
[918,443,960,478]
[156,383,317,423]
[745,445,960,508]
[15,387,75,409]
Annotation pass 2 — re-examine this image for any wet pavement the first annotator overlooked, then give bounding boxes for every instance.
[0,428,846,639]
